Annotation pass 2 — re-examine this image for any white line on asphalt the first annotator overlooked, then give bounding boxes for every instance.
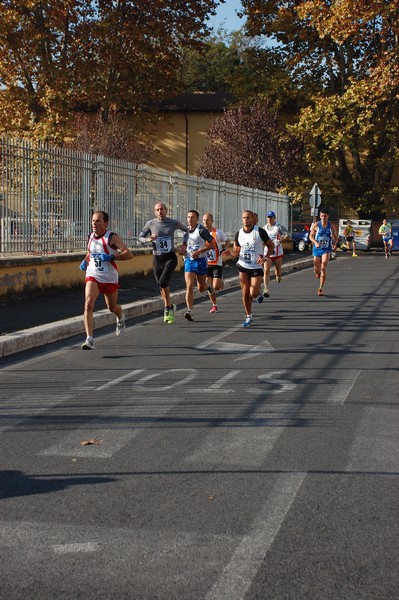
[196,327,239,349]
[95,369,145,390]
[185,427,288,468]
[40,427,142,458]
[52,542,100,554]
[205,473,305,600]
[347,407,399,472]
[326,369,360,404]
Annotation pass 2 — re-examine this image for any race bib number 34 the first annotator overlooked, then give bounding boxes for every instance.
[155,236,172,253]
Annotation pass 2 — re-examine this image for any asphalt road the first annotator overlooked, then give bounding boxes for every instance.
[0,252,398,599]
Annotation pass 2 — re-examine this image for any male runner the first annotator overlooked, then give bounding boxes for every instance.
[342,219,358,257]
[378,218,393,259]
[309,208,338,297]
[202,212,230,313]
[259,210,289,299]
[223,210,274,327]
[79,210,133,349]
[180,210,215,321]
[139,202,188,323]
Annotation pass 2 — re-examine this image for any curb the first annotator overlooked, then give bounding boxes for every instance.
[0,257,314,358]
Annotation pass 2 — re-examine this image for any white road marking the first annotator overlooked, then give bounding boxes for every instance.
[196,327,239,350]
[96,369,145,390]
[52,542,100,554]
[205,473,305,600]
[326,369,360,404]
[185,427,288,468]
[196,328,275,360]
[234,339,275,361]
[347,407,399,472]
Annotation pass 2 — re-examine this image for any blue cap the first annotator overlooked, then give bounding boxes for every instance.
[267,211,276,218]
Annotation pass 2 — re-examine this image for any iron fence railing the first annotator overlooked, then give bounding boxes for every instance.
[0,136,290,255]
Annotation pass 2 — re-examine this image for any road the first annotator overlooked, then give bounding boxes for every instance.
[1,253,398,599]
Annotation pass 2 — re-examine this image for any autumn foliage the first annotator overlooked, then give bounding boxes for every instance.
[0,0,219,141]
[242,0,399,213]
[199,100,304,192]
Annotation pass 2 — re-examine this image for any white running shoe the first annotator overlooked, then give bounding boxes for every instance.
[81,337,95,350]
[184,310,194,321]
[116,314,126,336]
[242,316,254,327]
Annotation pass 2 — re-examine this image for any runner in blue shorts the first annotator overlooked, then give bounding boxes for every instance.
[309,208,338,297]
[180,210,215,321]
[378,218,393,259]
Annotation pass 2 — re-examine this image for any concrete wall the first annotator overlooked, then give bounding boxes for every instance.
[0,249,160,298]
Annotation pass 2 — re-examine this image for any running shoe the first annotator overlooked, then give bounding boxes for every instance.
[184,310,194,321]
[164,308,170,323]
[276,276,282,283]
[256,294,263,303]
[81,337,95,350]
[210,305,218,314]
[317,288,325,297]
[242,316,254,327]
[352,253,358,257]
[263,289,270,298]
[116,314,126,336]
[167,304,176,324]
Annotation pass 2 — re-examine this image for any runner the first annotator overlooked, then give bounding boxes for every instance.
[139,202,188,323]
[259,210,289,299]
[79,210,133,349]
[378,218,393,259]
[222,210,274,327]
[202,212,230,313]
[309,208,338,297]
[342,219,358,257]
[180,210,215,321]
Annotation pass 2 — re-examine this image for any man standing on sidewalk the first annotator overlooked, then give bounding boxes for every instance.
[139,202,188,323]
[79,210,133,350]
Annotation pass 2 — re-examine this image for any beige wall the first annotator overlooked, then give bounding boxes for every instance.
[0,250,159,299]
[146,112,217,175]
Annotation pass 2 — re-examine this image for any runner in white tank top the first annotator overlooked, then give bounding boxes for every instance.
[223,210,274,327]
[79,210,133,349]
[260,211,289,299]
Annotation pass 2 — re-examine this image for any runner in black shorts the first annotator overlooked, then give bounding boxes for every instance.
[139,202,188,323]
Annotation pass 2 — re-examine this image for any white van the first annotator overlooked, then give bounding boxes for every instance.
[339,219,372,251]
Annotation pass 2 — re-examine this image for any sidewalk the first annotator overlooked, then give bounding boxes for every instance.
[0,253,313,357]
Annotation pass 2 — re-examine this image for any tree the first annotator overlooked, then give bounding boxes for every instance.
[180,28,303,113]
[198,100,305,192]
[242,0,399,214]
[66,111,154,162]
[0,0,220,141]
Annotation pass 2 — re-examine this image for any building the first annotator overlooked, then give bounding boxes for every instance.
[145,91,235,175]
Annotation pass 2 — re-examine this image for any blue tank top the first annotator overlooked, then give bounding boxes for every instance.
[314,221,332,251]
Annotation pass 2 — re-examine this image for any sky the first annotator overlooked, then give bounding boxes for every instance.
[209,0,245,33]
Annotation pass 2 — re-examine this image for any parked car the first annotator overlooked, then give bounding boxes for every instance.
[291,223,312,251]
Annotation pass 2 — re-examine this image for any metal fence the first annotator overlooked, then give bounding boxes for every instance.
[0,136,290,255]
